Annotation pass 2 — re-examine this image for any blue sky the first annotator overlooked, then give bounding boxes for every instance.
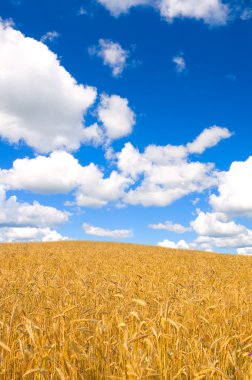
[1,0,252,254]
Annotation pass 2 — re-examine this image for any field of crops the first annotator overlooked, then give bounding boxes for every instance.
[0,241,251,379]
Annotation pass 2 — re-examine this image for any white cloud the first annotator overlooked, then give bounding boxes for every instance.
[194,230,252,251]
[116,126,231,207]
[89,39,129,77]
[159,0,228,24]
[189,210,252,253]
[0,151,132,208]
[97,0,228,25]
[0,186,69,242]
[0,151,83,194]
[0,187,69,227]
[97,0,148,16]
[0,21,99,153]
[0,123,231,211]
[75,166,132,207]
[123,163,214,206]
[149,221,190,233]
[187,126,232,154]
[187,154,252,253]
[210,157,252,218]
[173,55,186,73]
[237,247,252,256]
[0,227,68,242]
[191,211,245,237]
[83,223,133,238]
[158,239,190,249]
[40,31,60,43]
[98,94,136,140]
[123,160,216,206]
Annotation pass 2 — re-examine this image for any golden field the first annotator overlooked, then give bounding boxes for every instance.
[0,241,251,379]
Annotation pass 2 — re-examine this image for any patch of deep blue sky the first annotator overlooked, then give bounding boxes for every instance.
[1,0,252,250]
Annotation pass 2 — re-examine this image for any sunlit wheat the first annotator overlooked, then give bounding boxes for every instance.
[0,241,251,379]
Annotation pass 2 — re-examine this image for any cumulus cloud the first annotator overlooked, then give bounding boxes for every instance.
[237,247,252,256]
[40,31,60,43]
[191,211,245,237]
[189,210,252,253]
[116,126,231,207]
[149,221,190,233]
[0,151,132,208]
[159,0,228,24]
[98,94,136,140]
[122,157,215,207]
[158,239,190,249]
[156,211,252,253]
[194,230,252,251]
[0,187,69,227]
[0,125,231,211]
[97,0,228,25]
[0,152,84,194]
[0,20,102,152]
[0,227,68,242]
[185,154,252,253]
[0,186,69,242]
[89,39,129,77]
[210,157,252,218]
[75,166,132,207]
[187,126,232,154]
[83,223,133,238]
[173,55,186,73]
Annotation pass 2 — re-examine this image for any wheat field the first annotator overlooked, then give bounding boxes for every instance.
[0,241,251,379]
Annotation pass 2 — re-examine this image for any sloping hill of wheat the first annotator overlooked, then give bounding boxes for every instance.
[0,241,251,379]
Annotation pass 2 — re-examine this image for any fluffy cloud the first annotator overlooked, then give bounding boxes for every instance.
[173,55,186,73]
[186,126,232,154]
[237,247,252,256]
[97,0,228,25]
[187,154,252,253]
[191,211,245,237]
[89,39,129,77]
[149,221,190,233]
[159,0,228,24]
[0,186,68,242]
[210,157,252,218]
[0,151,85,194]
[83,223,133,238]
[0,127,231,210]
[189,211,252,253]
[97,0,148,16]
[156,212,252,253]
[0,227,67,242]
[98,94,136,140]
[194,230,252,251]
[158,239,190,249]
[0,151,132,207]
[123,161,215,206]
[0,20,99,153]
[0,187,69,227]
[75,166,131,207]
[116,126,231,207]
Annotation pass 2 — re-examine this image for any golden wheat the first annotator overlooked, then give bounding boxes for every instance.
[0,241,251,379]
